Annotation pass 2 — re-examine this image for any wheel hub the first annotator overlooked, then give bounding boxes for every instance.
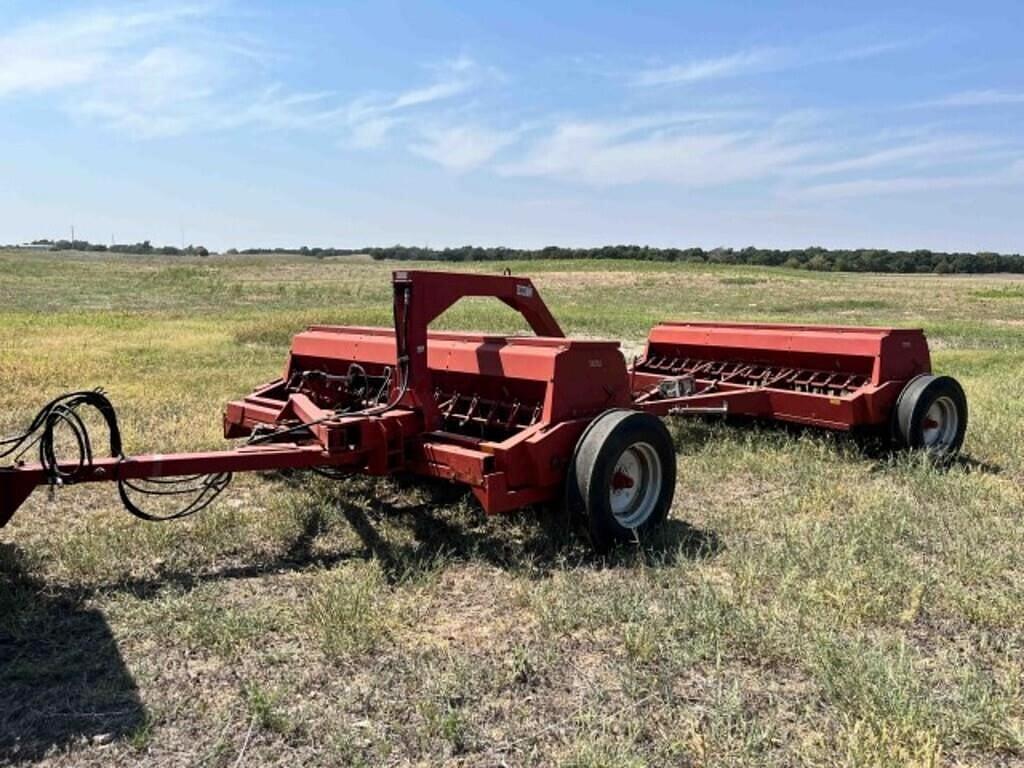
[922,395,959,449]
[611,470,635,490]
[608,442,662,529]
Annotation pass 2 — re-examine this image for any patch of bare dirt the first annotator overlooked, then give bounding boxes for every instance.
[398,564,537,652]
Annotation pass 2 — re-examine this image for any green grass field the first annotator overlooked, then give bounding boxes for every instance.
[1,250,1022,767]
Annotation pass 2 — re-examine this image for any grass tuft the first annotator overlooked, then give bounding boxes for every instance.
[307,561,395,658]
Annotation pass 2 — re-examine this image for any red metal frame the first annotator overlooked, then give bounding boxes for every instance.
[0,270,934,527]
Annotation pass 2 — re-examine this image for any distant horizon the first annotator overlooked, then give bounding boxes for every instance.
[7,226,1023,261]
[2,2,1022,253]
[11,240,1024,258]
[11,238,1022,261]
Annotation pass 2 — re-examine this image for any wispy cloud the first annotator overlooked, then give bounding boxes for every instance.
[633,49,781,87]
[917,89,1024,108]
[831,38,920,62]
[341,56,496,148]
[410,124,519,171]
[780,134,1024,200]
[230,86,339,131]
[0,5,211,97]
[501,113,821,187]
[788,135,1006,178]
[73,43,223,138]
[347,116,403,149]
[633,37,916,87]
[0,3,340,138]
[390,79,472,110]
[792,168,1024,201]
[0,2,506,167]
[493,104,1024,200]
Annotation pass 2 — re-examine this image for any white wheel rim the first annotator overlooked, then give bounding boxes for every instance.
[922,396,959,449]
[609,441,662,529]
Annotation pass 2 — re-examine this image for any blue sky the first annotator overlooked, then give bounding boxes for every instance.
[1,1,1022,252]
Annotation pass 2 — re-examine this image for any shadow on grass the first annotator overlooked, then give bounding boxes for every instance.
[677,415,1002,476]
[336,481,721,585]
[52,470,722,601]
[951,454,1003,474]
[0,544,147,763]
[257,469,722,582]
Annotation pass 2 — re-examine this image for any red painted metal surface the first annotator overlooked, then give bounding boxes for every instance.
[630,321,932,429]
[0,270,936,527]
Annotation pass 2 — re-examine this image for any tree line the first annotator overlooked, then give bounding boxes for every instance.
[28,239,209,257]
[20,240,1024,274]
[358,245,1024,274]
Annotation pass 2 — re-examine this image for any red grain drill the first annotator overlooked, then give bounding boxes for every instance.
[0,270,967,550]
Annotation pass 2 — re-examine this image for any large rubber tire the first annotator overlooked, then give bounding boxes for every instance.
[574,410,676,552]
[893,374,968,460]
